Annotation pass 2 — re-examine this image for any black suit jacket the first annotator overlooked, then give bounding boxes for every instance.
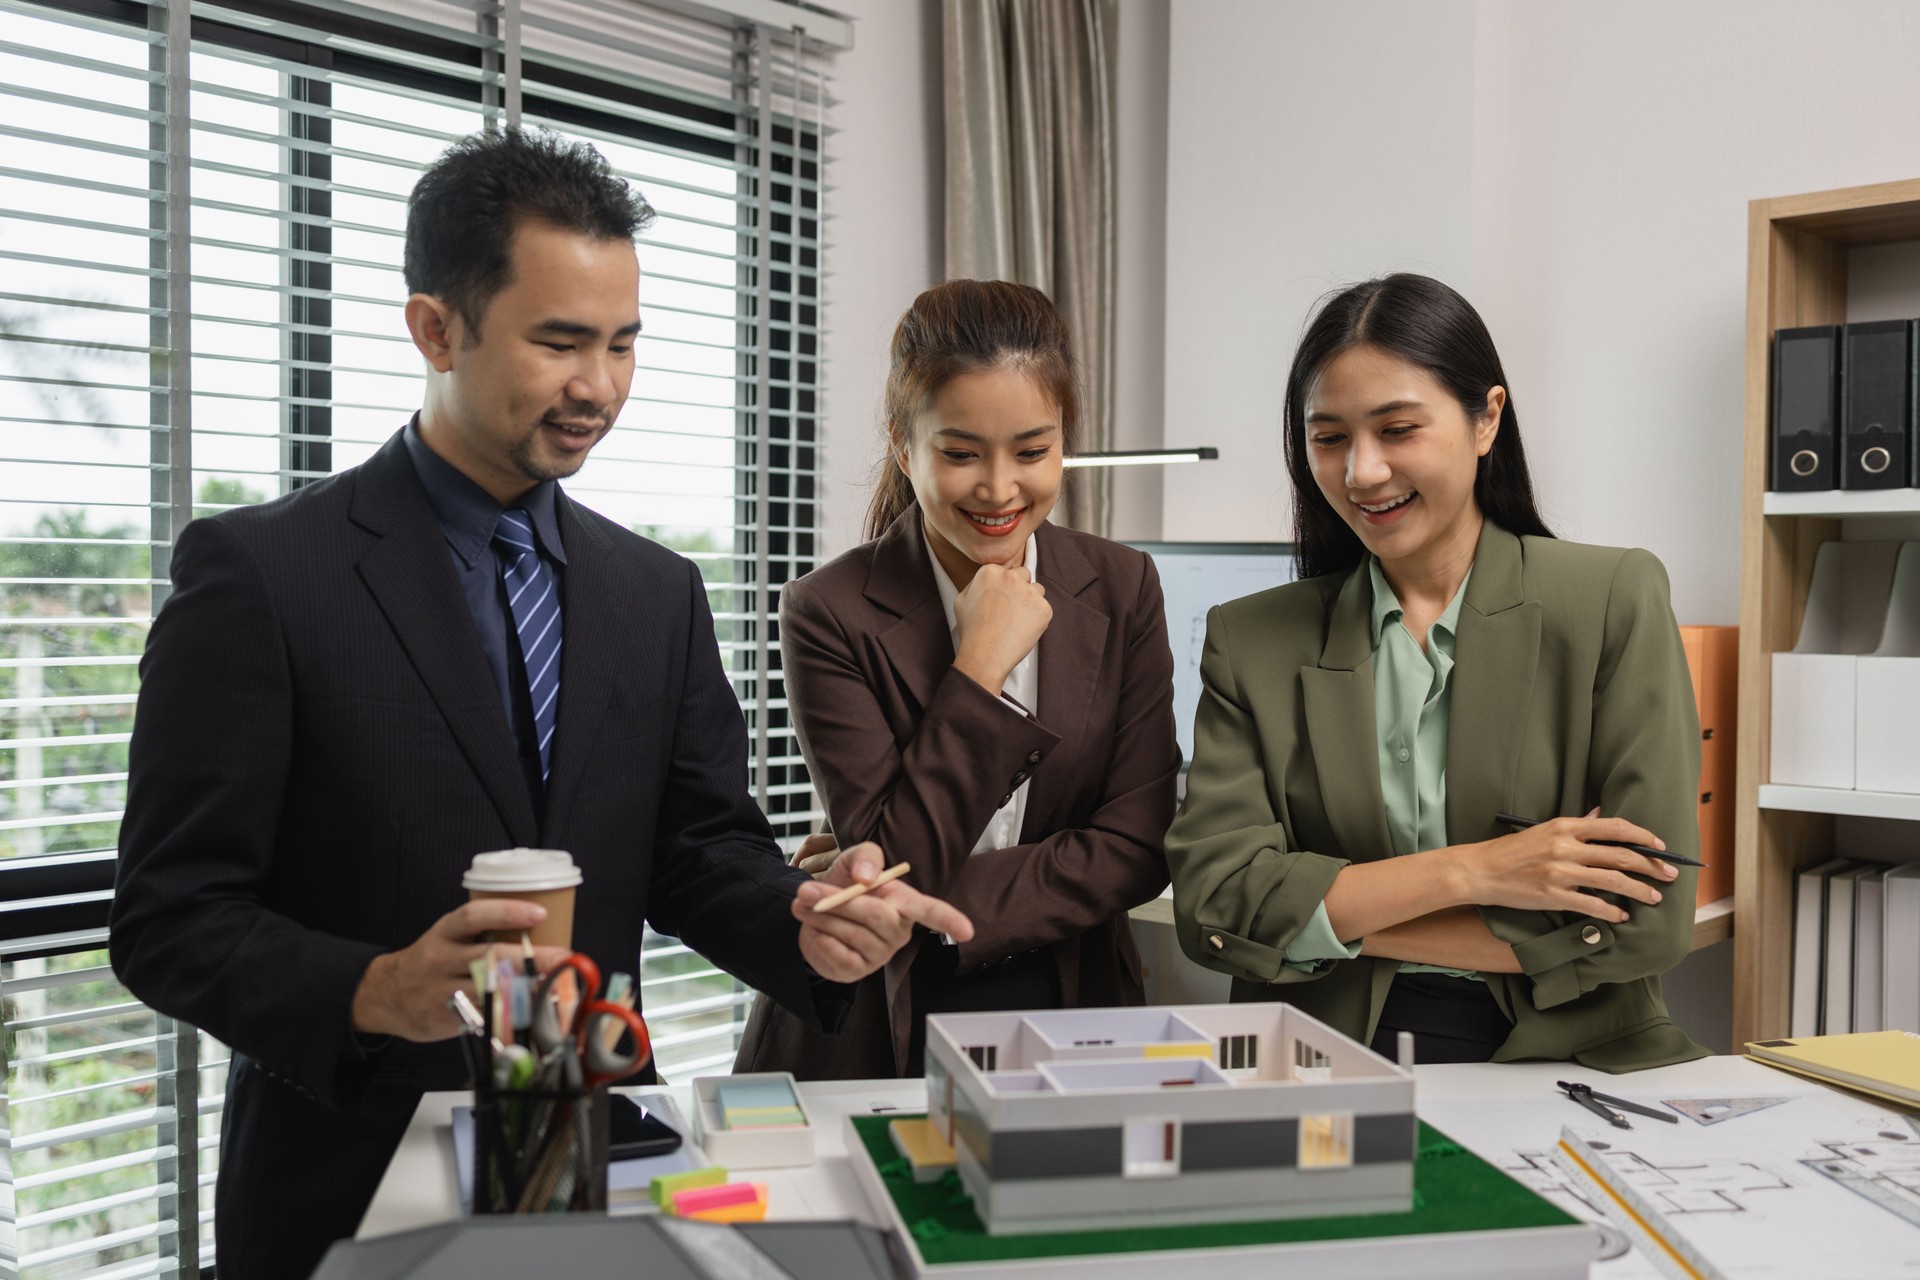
[110,431,840,1276]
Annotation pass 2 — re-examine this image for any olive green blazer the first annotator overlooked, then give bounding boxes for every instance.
[1166,522,1708,1073]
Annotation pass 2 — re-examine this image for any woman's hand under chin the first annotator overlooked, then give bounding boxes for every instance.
[951,560,1052,695]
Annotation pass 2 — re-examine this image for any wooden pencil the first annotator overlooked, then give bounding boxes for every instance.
[810,861,910,913]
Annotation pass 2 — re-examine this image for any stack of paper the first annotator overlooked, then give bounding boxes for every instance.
[715,1077,807,1130]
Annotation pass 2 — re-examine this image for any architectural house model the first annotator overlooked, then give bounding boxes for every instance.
[920,1003,1416,1235]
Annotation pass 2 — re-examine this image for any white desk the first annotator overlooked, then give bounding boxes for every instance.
[357,1055,1836,1276]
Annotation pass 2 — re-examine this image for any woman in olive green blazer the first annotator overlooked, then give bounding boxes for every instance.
[1167,274,1707,1073]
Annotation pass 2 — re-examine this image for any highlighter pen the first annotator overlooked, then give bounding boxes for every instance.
[1496,813,1705,868]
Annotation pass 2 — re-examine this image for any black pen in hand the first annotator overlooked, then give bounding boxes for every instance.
[1495,812,1706,868]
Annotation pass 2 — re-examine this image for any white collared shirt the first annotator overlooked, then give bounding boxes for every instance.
[925,529,1041,855]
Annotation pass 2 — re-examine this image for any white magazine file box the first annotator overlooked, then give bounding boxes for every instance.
[1855,541,1920,794]
[1769,541,1899,789]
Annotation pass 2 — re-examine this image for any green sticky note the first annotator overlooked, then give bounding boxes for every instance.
[651,1165,727,1208]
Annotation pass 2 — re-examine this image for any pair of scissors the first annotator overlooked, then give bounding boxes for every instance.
[530,953,653,1087]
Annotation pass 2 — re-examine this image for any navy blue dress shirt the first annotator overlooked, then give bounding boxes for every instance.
[402,417,566,809]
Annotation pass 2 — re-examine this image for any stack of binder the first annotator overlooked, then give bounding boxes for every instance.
[1791,858,1920,1037]
[1771,320,1919,491]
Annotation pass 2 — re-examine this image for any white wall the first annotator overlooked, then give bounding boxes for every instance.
[1110,0,1171,542]
[817,0,944,560]
[1162,0,1477,552]
[821,0,1173,554]
[1162,0,1920,624]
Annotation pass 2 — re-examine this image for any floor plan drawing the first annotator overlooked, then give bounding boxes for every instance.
[1421,1087,1920,1280]
[1799,1112,1920,1229]
[1586,1145,1793,1214]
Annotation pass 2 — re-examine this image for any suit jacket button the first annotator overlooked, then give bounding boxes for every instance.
[1208,934,1226,950]
[1010,771,1028,787]
[1581,925,1603,945]
[1026,750,1044,765]
[999,793,1013,807]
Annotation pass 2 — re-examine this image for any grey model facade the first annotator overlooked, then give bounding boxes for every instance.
[923,1004,1416,1235]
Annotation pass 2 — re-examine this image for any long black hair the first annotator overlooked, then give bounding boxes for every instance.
[1282,273,1553,579]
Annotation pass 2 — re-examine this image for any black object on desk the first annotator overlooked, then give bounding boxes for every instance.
[1557,1080,1681,1130]
[1495,813,1706,869]
[609,1094,683,1160]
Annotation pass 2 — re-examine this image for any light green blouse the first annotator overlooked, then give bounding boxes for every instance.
[1280,557,1479,979]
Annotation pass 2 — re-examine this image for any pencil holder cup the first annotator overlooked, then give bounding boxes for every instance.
[471,1080,609,1214]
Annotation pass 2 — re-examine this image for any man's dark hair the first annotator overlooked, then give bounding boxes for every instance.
[404,127,656,336]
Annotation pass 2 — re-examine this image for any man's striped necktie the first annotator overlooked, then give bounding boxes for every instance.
[492,509,562,784]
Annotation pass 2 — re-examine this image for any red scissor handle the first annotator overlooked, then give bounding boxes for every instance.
[530,952,604,1052]
[578,1000,652,1087]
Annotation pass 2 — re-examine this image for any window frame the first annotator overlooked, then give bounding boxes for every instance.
[0,0,827,1269]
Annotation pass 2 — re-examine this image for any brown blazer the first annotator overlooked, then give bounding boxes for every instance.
[733,509,1179,1077]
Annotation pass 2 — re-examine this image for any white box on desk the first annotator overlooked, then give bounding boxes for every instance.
[1855,541,1920,794]
[1770,541,1899,789]
[690,1072,813,1169]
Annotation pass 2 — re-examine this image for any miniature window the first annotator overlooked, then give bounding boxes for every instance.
[1123,1117,1180,1178]
[1299,1113,1354,1169]
[1293,1039,1332,1081]
[966,1044,999,1072]
[1218,1034,1259,1070]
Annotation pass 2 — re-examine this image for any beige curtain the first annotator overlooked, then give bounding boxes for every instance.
[943,0,1117,536]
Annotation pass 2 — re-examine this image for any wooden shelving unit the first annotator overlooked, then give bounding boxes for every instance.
[1733,177,1920,1047]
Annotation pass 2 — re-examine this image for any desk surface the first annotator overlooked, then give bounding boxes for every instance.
[358,1054,1832,1276]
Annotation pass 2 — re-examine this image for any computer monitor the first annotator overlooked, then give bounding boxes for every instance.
[1127,542,1295,765]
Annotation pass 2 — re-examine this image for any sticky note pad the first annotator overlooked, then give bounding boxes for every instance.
[715,1078,799,1112]
[722,1105,808,1130]
[716,1076,806,1131]
[650,1165,726,1208]
[672,1180,760,1216]
[686,1184,768,1223]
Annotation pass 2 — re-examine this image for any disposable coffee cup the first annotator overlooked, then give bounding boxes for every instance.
[463,847,581,949]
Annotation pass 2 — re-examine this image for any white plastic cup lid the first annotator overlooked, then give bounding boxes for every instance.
[462,847,582,892]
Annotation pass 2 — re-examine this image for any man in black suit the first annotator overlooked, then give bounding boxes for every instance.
[109,129,969,1278]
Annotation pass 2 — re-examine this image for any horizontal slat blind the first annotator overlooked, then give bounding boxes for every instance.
[3,0,832,1266]
[1,934,230,1276]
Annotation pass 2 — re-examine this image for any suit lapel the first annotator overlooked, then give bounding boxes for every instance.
[350,433,538,844]
[1301,563,1393,861]
[1025,524,1106,838]
[541,494,617,843]
[867,509,953,714]
[1446,524,1541,844]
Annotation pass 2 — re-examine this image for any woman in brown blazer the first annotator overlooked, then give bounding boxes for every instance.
[733,280,1180,1079]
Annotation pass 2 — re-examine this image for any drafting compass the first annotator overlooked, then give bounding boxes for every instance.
[1556,1080,1680,1130]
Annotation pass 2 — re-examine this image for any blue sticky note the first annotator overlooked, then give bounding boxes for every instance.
[716,1077,799,1111]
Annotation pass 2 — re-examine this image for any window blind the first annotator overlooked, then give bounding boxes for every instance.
[1,0,832,1268]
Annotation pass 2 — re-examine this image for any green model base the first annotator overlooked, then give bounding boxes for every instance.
[851,1114,1577,1265]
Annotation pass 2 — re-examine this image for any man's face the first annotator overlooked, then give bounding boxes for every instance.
[417,218,641,502]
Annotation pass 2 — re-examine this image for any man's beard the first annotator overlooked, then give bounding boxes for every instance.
[509,417,606,482]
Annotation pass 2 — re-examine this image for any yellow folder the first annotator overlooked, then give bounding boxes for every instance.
[1744,1030,1920,1107]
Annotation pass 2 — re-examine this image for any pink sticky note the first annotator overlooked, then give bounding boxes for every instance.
[672,1181,762,1216]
